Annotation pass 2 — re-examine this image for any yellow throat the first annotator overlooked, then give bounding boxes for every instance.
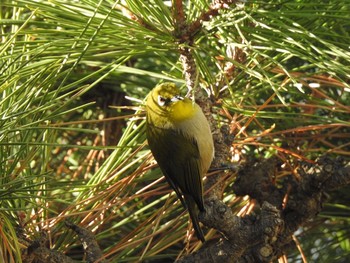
[169,98,197,123]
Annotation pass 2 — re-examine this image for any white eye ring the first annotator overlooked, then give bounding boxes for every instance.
[158,96,169,106]
[157,95,183,106]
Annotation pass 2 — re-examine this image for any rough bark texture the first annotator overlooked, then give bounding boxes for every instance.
[177,156,350,262]
[21,231,76,263]
[65,221,106,263]
[20,222,105,263]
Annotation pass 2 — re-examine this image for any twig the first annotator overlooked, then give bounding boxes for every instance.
[65,221,106,263]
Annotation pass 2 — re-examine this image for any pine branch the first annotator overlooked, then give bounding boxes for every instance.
[174,0,239,91]
[20,222,106,263]
[178,156,350,262]
[65,221,106,263]
[21,231,75,263]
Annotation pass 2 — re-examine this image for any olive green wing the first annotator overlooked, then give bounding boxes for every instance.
[146,124,204,211]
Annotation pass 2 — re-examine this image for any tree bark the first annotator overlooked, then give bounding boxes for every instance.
[178,156,350,262]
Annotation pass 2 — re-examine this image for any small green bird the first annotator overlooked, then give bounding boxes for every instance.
[145,82,214,242]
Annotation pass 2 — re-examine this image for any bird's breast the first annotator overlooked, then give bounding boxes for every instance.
[175,107,215,174]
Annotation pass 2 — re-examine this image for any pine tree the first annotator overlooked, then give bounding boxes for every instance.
[1,1,349,262]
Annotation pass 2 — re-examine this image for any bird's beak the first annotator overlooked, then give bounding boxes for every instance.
[171,95,183,102]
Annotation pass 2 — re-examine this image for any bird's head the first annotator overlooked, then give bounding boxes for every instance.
[146,83,196,123]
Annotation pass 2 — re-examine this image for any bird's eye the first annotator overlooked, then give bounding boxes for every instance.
[158,96,170,106]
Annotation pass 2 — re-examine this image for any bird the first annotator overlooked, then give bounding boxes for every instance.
[145,82,214,242]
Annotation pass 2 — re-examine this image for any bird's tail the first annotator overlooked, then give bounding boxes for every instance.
[184,195,205,242]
